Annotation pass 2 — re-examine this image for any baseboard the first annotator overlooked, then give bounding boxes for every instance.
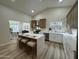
[0,41,12,47]
[49,41,63,45]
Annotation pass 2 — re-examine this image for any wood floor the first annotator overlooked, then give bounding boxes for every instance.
[0,40,66,59]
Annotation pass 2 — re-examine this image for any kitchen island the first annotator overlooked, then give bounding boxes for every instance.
[18,33,45,58]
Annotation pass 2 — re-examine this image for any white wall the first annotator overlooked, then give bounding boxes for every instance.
[0,5,31,45]
[34,7,71,29]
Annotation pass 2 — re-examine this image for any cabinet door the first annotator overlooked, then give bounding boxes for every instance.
[49,33,63,43]
[49,33,55,41]
[73,3,78,28]
[55,34,63,43]
[67,1,78,28]
[44,33,49,41]
[55,34,59,42]
[39,19,46,28]
[31,20,37,29]
[64,36,75,59]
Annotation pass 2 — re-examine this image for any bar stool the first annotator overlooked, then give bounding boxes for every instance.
[27,41,36,59]
[20,39,29,48]
[17,37,22,48]
[17,37,21,41]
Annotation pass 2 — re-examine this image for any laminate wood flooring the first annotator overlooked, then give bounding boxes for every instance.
[0,40,66,59]
[37,42,66,59]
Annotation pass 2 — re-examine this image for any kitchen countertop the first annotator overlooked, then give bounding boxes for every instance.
[40,30,64,34]
[19,33,44,39]
[41,30,77,50]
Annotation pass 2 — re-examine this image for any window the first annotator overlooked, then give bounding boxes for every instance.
[49,21,63,32]
[9,20,30,32]
[9,20,20,32]
[22,22,30,31]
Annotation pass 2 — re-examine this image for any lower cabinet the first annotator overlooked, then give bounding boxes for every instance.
[67,1,78,28]
[63,34,76,59]
[49,33,63,43]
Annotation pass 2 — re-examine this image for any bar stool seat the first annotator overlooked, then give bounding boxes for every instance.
[21,39,28,43]
[20,39,29,48]
[17,37,21,41]
[17,37,22,47]
[27,41,36,47]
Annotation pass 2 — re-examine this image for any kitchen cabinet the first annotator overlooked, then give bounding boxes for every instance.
[31,20,37,30]
[63,34,76,59]
[67,1,78,28]
[49,33,63,43]
[39,19,46,28]
[31,19,46,30]
[43,33,49,41]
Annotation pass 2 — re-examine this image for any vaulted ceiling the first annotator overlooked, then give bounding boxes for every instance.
[0,0,76,16]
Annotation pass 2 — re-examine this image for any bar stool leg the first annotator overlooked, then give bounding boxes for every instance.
[32,47,36,59]
[32,47,34,59]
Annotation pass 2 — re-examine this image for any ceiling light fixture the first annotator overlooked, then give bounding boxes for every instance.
[32,10,34,13]
[11,0,15,2]
[58,0,63,3]
[40,0,42,2]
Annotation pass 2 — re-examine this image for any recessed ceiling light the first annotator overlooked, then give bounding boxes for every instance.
[11,0,15,2]
[40,0,42,2]
[58,0,63,3]
[32,10,34,13]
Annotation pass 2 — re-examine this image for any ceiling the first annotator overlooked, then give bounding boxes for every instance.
[0,0,76,16]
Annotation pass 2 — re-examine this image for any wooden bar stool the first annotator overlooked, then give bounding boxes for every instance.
[20,39,29,48]
[17,37,22,48]
[17,37,21,41]
[27,41,36,59]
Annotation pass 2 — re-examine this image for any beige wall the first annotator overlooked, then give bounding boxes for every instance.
[0,5,72,45]
[0,5,31,45]
[34,7,71,28]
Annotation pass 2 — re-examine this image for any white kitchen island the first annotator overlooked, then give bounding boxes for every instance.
[18,33,45,58]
